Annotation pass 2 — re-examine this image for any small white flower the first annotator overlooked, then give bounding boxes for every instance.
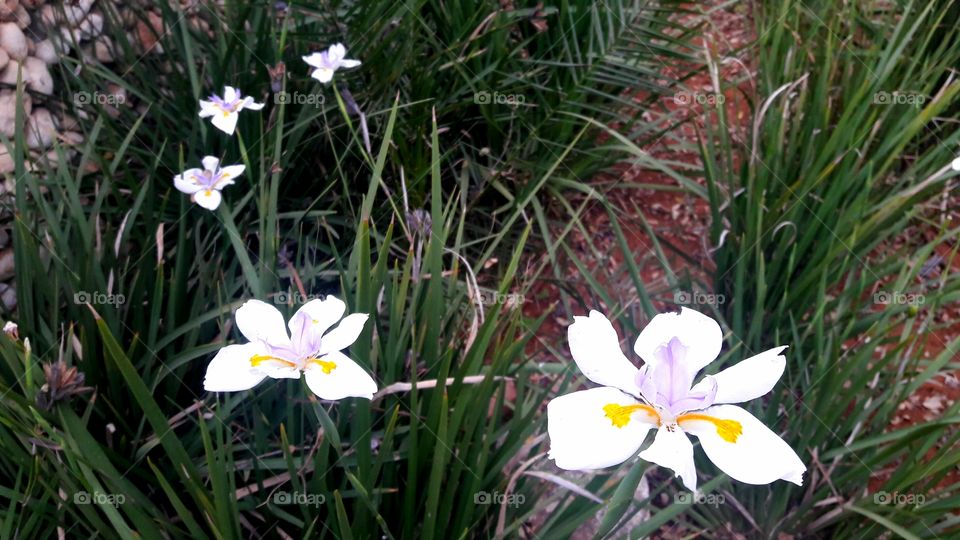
[198,86,265,135]
[547,308,805,492]
[952,156,960,171]
[302,43,361,84]
[174,156,245,211]
[204,297,377,400]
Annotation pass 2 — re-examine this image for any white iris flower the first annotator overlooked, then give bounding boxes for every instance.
[548,308,805,491]
[204,297,377,400]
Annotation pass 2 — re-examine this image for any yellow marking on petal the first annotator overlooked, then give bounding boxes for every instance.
[678,413,743,443]
[603,403,659,428]
[204,189,213,197]
[309,357,337,374]
[250,354,297,368]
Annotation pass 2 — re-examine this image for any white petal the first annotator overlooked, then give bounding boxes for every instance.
[567,311,640,396]
[340,59,361,69]
[235,299,291,348]
[198,101,217,117]
[310,68,334,83]
[317,313,368,355]
[329,43,346,61]
[633,307,722,376]
[192,189,222,210]
[210,111,239,135]
[303,351,377,400]
[216,164,245,187]
[680,405,805,486]
[638,425,697,491]
[223,86,238,102]
[302,52,325,68]
[173,170,203,194]
[203,343,267,391]
[242,97,265,111]
[952,157,960,171]
[290,296,346,334]
[690,346,787,405]
[547,387,656,470]
[201,155,220,171]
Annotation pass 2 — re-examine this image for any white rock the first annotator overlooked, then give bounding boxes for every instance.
[0,22,27,60]
[23,57,52,94]
[26,108,56,149]
[0,90,33,137]
[34,39,57,64]
[62,131,83,145]
[78,12,103,39]
[13,4,28,29]
[0,61,21,85]
[0,146,13,174]
[93,38,113,62]
[0,0,15,20]
[0,90,30,137]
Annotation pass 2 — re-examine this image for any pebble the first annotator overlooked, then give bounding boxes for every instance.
[26,107,56,149]
[0,22,27,60]
[23,56,51,94]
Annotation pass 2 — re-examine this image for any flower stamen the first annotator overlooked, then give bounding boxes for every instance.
[677,413,743,443]
[603,403,660,428]
[250,354,297,368]
[309,357,337,374]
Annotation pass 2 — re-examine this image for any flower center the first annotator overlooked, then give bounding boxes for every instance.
[249,354,337,374]
[602,403,742,443]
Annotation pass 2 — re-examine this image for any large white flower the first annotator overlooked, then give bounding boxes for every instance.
[204,297,377,400]
[547,308,805,491]
[198,86,265,135]
[173,156,244,211]
[302,43,361,84]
